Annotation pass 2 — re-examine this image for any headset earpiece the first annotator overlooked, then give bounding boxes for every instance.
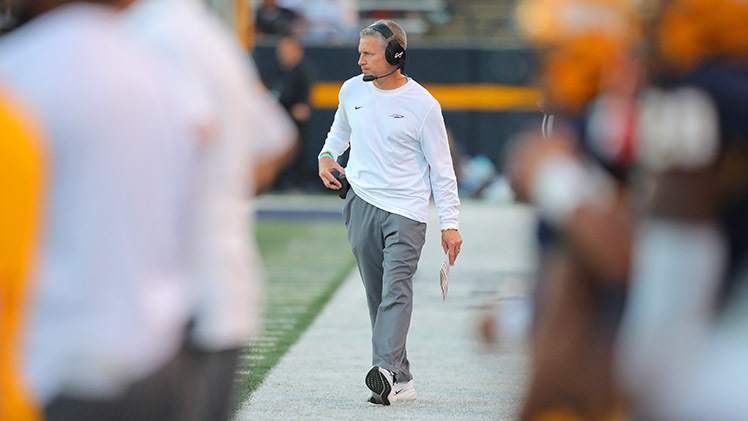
[368,22,406,68]
[385,40,406,68]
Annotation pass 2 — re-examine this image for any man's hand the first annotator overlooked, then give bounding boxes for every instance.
[318,155,345,190]
[441,229,463,266]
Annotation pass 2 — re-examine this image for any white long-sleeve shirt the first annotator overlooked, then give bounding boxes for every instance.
[320,75,459,229]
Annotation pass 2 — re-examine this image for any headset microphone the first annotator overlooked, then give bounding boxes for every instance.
[363,67,400,82]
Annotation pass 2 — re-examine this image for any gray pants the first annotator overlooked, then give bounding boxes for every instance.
[343,189,427,383]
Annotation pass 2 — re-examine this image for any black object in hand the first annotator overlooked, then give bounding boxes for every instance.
[337,173,350,199]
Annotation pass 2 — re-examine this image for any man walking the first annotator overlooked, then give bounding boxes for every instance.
[318,19,462,405]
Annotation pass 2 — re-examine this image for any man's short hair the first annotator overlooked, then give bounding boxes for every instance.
[360,20,407,51]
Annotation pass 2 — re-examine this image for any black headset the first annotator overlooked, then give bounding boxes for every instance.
[368,22,406,69]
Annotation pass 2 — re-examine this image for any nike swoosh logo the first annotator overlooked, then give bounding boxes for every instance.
[355,106,363,110]
[394,389,404,395]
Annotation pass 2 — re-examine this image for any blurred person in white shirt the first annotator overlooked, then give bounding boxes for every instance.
[0,0,196,419]
[122,0,296,419]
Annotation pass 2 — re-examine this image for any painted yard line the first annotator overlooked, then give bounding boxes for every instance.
[261,324,295,330]
[235,218,355,406]
[240,355,267,361]
[248,339,279,344]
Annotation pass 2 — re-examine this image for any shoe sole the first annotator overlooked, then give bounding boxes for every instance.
[365,366,391,406]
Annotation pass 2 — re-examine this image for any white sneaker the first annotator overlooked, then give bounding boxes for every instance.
[389,379,417,403]
[365,366,394,405]
[365,366,417,405]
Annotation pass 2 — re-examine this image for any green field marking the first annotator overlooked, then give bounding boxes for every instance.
[235,219,355,405]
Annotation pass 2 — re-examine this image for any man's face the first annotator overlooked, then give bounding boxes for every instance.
[358,35,392,78]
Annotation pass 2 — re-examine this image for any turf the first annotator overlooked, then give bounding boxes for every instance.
[234,219,355,405]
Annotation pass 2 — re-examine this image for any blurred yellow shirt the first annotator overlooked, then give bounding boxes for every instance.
[0,91,45,421]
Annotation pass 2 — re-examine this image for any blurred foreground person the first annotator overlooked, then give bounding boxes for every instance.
[0,90,45,421]
[318,20,462,405]
[506,0,642,418]
[615,1,748,419]
[0,1,195,419]
[122,0,296,419]
[511,0,748,419]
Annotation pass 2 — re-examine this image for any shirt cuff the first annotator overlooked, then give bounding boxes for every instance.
[439,221,459,231]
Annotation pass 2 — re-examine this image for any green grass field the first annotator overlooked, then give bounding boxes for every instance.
[235,218,355,404]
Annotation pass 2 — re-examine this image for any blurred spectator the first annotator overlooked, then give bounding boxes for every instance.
[123,0,296,419]
[268,35,315,190]
[0,90,44,421]
[0,1,196,418]
[507,1,748,420]
[503,1,640,419]
[505,125,631,421]
[256,0,300,37]
[614,1,748,419]
[280,0,359,42]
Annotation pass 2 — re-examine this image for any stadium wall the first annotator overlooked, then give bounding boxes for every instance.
[251,44,542,173]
